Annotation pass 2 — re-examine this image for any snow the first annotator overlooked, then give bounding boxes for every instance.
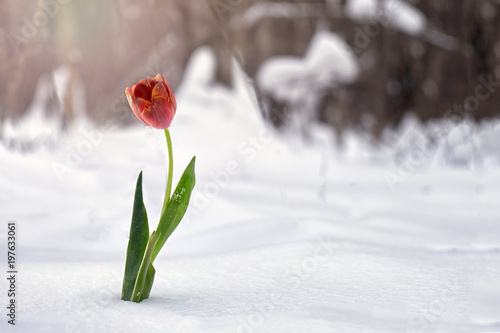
[422,29,460,51]
[1,65,87,151]
[345,0,378,19]
[242,0,426,36]
[1,46,500,333]
[346,0,427,35]
[257,31,358,104]
[242,2,323,28]
[243,2,299,27]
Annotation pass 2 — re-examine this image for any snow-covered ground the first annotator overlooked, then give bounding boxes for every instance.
[1,47,500,333]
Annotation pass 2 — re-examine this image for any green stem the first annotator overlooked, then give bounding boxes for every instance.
[161,129,174,216]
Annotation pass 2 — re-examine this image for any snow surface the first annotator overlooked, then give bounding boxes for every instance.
[1,46,500,333]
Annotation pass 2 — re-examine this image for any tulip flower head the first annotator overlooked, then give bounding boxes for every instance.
[125,74,177,129]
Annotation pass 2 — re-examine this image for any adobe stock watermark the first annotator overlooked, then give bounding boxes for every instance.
[188,124,277,216]
[51,94,130,182]
[407,276,462,333]
[185,105,292,218]
[51,127,103,181]
[7,0,73,53]
[236,238,338,333]
[384,73,500,192]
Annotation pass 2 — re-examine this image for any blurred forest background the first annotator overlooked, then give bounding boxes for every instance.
[0,0,499,144]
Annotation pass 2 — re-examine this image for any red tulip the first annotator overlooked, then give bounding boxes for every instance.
[125,74,177,129]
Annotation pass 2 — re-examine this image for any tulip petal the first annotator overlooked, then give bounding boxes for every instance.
[141,96,173,129]
[126,87,142,119]
[151,80,167,99]
[127,91,152,126]
[152,75,176,111]
[133,82,152,102]
[146,77,156,87]
[126,74,176,129]
[158,74,176,103]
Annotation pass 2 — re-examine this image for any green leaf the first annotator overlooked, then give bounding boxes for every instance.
[122,171,149,301]
[152,156,196,262]
[131,231,158,302]
[142,262,156,299]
